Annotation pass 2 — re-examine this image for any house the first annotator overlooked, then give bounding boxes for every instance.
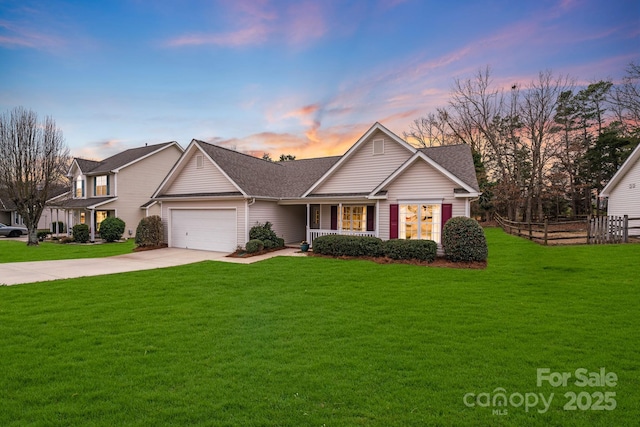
[37,187,72,233]
[56,142,184,241]
[600,143,640,236]
[152,122,480,252]
[0,195,21,227]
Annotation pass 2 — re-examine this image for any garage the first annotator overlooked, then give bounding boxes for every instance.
[170,208,237,252]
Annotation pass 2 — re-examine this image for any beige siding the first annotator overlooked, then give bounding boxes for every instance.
[166,150,238,195]
[248,201,306,244]
[105,145,183,236]
[160,199,246,247]
[314,130,412,194]
[378,159,469,240]
[607,158,640,235]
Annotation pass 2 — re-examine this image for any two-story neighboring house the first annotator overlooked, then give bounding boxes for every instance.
[57,142,183,241]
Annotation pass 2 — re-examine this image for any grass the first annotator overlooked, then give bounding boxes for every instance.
[0,228,638,426]
[0,238,135,263]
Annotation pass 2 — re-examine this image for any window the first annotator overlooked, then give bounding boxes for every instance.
[399,204,441,243]
[95,175,108,196]
[196,155,204,169]
[14,212,23,225]
[373,139,384,155]
[80,212,86,224]
[75,179,84,198]
[341,206,367,231]
[96,211,109,231]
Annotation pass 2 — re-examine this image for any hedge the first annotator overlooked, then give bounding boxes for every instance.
[383,239,437,262]
[135,215,164,247]
[312,235,384,257]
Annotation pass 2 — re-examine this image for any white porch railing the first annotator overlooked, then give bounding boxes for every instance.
[308,228,377,246]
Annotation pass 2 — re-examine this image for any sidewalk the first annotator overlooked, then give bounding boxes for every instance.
[0,247,303,286]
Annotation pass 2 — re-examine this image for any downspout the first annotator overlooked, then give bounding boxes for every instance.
[466,196,480,218]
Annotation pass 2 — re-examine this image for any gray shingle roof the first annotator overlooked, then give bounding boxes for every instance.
[58,196,116,209]
[420,144,480,191]
[195,140,340,198]
[75,142,176,175]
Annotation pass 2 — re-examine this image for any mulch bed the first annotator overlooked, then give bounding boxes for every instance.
[308,252,486,269]
[226,247,291,258]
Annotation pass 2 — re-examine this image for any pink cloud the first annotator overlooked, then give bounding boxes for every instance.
[0,19,67,50]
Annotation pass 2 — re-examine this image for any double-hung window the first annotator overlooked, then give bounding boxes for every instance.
[341,206,367,232]
[95,176,109,196]
[399,204,441,243]
[75,179,85,198]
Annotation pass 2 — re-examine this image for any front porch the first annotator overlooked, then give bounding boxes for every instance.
[302,202,379,246]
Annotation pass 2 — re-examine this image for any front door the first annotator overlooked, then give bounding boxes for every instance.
[310,205,320,229]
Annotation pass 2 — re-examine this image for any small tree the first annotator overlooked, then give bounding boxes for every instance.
[99,217,125,242]
[0,107,70,245]
[442,217,488,262]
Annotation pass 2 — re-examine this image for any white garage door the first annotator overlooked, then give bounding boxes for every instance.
[170,209,237,252]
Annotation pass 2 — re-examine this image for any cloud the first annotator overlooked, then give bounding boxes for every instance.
[0,19,67,50]
[73,139,127,160]
[165,0,329,48]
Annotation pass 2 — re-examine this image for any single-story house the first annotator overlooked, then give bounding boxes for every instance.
[600,142,640,236]
[152,122,480,252]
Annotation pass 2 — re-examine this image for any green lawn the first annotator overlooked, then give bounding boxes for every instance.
[0,228,638,426]
[0,239,135,263]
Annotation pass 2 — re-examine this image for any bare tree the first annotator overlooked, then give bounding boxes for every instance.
[0,107,70,245]
[610,61,640,134]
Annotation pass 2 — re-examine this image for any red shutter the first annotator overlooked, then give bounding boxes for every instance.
[366,205,375,231]
[390,204,398,239]
[442,203,452,234]
[330,206,337,230]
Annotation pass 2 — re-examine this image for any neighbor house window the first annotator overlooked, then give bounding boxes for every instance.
[94,175,109,196]
[341,206,367,231]
[14,212,24,225]
[96,211,109,231]
[75,179,85,198]
[399,204,441,243]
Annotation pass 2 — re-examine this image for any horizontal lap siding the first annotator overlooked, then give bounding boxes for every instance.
[607,159,640,235]
[248,201,305,244]
[104,146,183,236]
[379,160,468,240]
[160,200,246,247]
[314,130,412,194]
[166,150,237,195]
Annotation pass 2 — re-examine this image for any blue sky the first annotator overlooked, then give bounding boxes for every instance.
[1,0,638,160]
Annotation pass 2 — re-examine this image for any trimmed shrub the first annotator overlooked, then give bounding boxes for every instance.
[37,230,50,241]
[249,222,283,248]
[100,217,126,242]
[245,239,264,254]
[383,239,437,262]
[442,216,488,262]
[135,215,164,247]
[312,235,384,257]
[72,224,90,243]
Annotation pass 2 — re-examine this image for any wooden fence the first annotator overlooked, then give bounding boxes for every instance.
[495,214,640,245]
[495,214,587,245]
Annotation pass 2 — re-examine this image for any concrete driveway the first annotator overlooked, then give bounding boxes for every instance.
[1,247,301,286]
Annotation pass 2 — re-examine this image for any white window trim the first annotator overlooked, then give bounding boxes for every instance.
[341,205,367,232]
[399,202,442,243]
[196,154,204,169]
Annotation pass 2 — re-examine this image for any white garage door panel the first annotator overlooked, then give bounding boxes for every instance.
[171,209,236,252]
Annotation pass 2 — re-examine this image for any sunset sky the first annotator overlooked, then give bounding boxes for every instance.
[1,0,638,160]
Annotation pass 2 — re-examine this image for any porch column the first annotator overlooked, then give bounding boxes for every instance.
[90,209,95,242]
[375,200,380,238]
[305,203,310,244]
[338,202,342,234]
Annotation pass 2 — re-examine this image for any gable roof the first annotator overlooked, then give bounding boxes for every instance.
[71,141,182,176]
[601,143,640,197]
[419,144,480,192]
[196,141,340,198]
[302,122,416,197]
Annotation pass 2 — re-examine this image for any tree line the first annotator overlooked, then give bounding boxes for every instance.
[404,63,640,222]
